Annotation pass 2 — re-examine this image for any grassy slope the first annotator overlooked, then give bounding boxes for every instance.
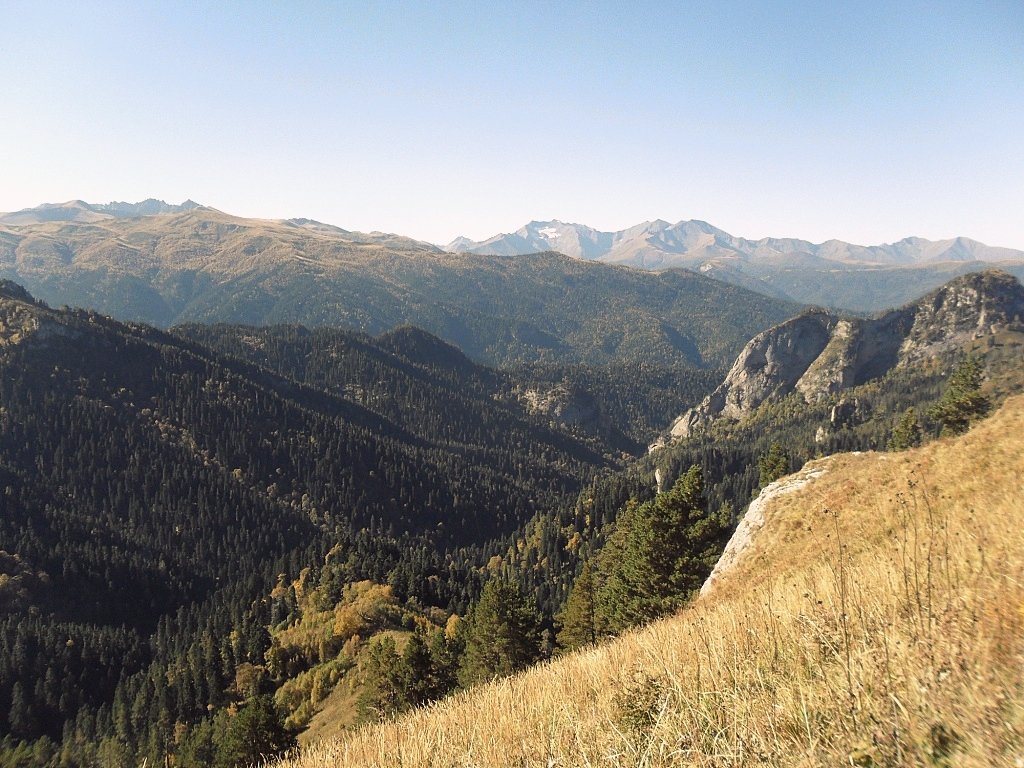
[280,395,1024,767]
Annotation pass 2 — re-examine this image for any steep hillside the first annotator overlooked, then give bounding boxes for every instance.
[0,283,615,755]
[176,323,722,452]
[279,395,1024,767]
[449,219,1024,311]
[0,206,798,367]
[660,270,1024,443]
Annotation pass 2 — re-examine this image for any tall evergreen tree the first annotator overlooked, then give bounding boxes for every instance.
[757,443,790,489]
[555,559,598,652]
[212,695,293,768]
[928,357,991,435]
[887,407,922,451]
[457,580,542,687]
[427,626,462,698]
[398,630,436,707]
[356,636,406,722]
[596,466,729,634]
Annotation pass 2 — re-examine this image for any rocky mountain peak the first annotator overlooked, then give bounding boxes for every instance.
[901,270,1024,361]
[659,309,838,443]
[653,270,1024,448]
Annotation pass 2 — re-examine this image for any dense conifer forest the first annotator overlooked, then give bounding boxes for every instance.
[1,277,1021,766]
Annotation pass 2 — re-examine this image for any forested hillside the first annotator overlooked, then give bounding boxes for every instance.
[0,283,616,765]
[176,323,722,454]
[280,394,1024,767]
[0,207,799,367]
[1,271,1022,767]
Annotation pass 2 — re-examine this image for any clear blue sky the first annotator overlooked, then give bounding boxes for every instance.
[2,1,1022,247]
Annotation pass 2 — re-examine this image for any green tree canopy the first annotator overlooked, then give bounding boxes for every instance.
[928,357,991,436]
[594,465,730,635]
[356,636,406,722]
[757,443,790,490]
[457,579,542,687]
[555,559,598,652]
[213,695,293,768]
[887,407,922,451]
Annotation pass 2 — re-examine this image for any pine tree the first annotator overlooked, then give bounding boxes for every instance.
[356,636,405,722]
[213,695,293,768]
[757,443,789,489]
[928,357,991,435]
[887,407,922,451]
[8,681,35,738]
[398,629,435,707]
[555,559,598,651]
[426,626,461,698]
[177,717,218,768]
[457,579,541,687]
[596,465,729,634]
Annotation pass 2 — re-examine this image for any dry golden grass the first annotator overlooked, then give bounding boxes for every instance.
[278,396,1024,767]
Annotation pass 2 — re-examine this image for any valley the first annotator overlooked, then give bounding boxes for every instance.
[0,203,1022,768]
[283,391,1024,767]
[5,4,1021,764]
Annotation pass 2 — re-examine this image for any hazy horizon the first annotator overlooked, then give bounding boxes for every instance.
[2,1,1022,249]
[7,196,1024,254]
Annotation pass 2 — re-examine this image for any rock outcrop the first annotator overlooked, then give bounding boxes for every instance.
[699,459,832,596]
[661,310,837,442]
[653,270,1024,448]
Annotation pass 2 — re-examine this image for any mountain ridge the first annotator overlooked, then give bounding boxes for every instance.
[0,206,799,368]
[448,217,1024,267]
[449,219,1024,311]
[0,198,203,225]
[6,200,1023,314]
[655,269,1024,445]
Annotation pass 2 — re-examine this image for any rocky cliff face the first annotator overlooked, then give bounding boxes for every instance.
[900,269,1024,360]
[662,311,837,441]
[518,383,599,427]
[654,270,1024,447]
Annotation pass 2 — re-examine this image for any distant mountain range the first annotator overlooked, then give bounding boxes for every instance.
[5,198,1023,327]
[448,219,1024,311]
[447,218,1024,267]
[0,198,203,225]
[0,202,797,368]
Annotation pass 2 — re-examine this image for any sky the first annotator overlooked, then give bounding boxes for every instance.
[1,1,1022,248]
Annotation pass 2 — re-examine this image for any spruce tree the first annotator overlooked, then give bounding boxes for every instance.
[212,695,293,768]
[757,443,789,489]
[595,465,730,634]
[398,629,435,707]
[555,559,598,651]
[887,407,922,451]
[427,627,461,698]
[928,357,991,435]
[356,636,405,721]
[457,579,541,687]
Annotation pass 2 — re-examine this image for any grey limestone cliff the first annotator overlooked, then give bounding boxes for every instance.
[653,270,1024,448]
